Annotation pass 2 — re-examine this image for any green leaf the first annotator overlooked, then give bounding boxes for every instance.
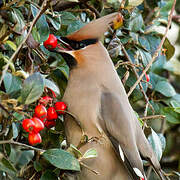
[151,54,166,74]
[34,161,43,172]
[154,81,176,97]
[148,128,163,161]
[163,37,175,60]
[157,134,166,152]
[138,48,151,67]
[5,40,17,51]
[40,170,58,180]
[3,72,22,95]
[31,4,49,42]
[21,72,44,104]
[82,148,98,159]
[0,156,17,175]
[161,107,180,124]
[12,8,27,35]
[67,20,85,35]
[12,122,18,139]
[60,12,77,25]
[43,149,80,171]
[170,100,180,108]
[129,12,143,32]
[44,79,60,96]
[174,107,180,114]
[46,14,61,30]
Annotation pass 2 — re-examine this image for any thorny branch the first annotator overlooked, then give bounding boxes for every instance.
[128,0,177,97]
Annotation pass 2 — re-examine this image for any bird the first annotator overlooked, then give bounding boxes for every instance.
[53,12,166,180]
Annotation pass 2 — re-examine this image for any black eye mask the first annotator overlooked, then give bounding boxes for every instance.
[59,37,98,50]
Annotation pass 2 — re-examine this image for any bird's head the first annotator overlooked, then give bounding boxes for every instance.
[45,12,123,67]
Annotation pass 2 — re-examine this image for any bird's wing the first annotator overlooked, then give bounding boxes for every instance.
[100,91,166,180]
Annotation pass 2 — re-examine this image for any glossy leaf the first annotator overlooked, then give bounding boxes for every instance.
[148,128,163,161]
[21,72,44,104]
[3,72,22,95]
[154,81,176,97]
[161,107,180,124]
[44,79,60,96]
[43,149,80,171]
[31,4,49,42]
[0,157,17,175]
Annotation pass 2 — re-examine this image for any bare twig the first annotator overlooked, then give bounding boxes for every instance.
[0,0,51,87]
[80,162,100,175]
[115,61,141,69]
[0,139,44,152]
[141,115,166,121]
[128,0,176,97]
[82,1,100,18]
[119,41,154,113]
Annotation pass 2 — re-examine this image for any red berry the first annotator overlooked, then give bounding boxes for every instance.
[33,114,46,123]
[145,73,150,82]
[34,105,47,120]
[28,132,42,145]
[47,107,58,121]
[44,120,56,129]
[39,96,52,106]
[43,34,57,49]
[55,102,67,115]
[31,117,44,133]
[22,119,35,133]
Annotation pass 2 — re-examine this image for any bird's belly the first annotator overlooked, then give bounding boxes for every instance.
[77,141,132,180]
[64,115,131,180]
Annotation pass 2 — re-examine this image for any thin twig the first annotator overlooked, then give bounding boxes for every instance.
[0,0,50,87]
[141,115,166,121]
[0,139,45,152]
[128,0,176,97]
[119,41,154,113]
[115,61,141,69]
[80,162,100,175]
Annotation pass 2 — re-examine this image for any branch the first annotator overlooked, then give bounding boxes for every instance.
[127,0,176,97]
[141,115,166,121]
[119,41,154,113]
[52,1,80,11]
[0,139,45,152]
[0,0,51,86]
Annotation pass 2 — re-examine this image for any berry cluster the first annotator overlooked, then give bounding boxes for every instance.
[22,96,67,145]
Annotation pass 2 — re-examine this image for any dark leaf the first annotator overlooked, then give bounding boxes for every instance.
[129,12,143,32]
[46,14,61,30]
[154,81,176,97]
[163,37,175,60]
[3,72,22,95]
[67,20,85,35]
[43,149,80,171]
[44,79,60,96]
[0,156,17,175]
[40,170,58,180]
[161,107,180,124]
[31,4,49,42]
[21,72,44,104]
